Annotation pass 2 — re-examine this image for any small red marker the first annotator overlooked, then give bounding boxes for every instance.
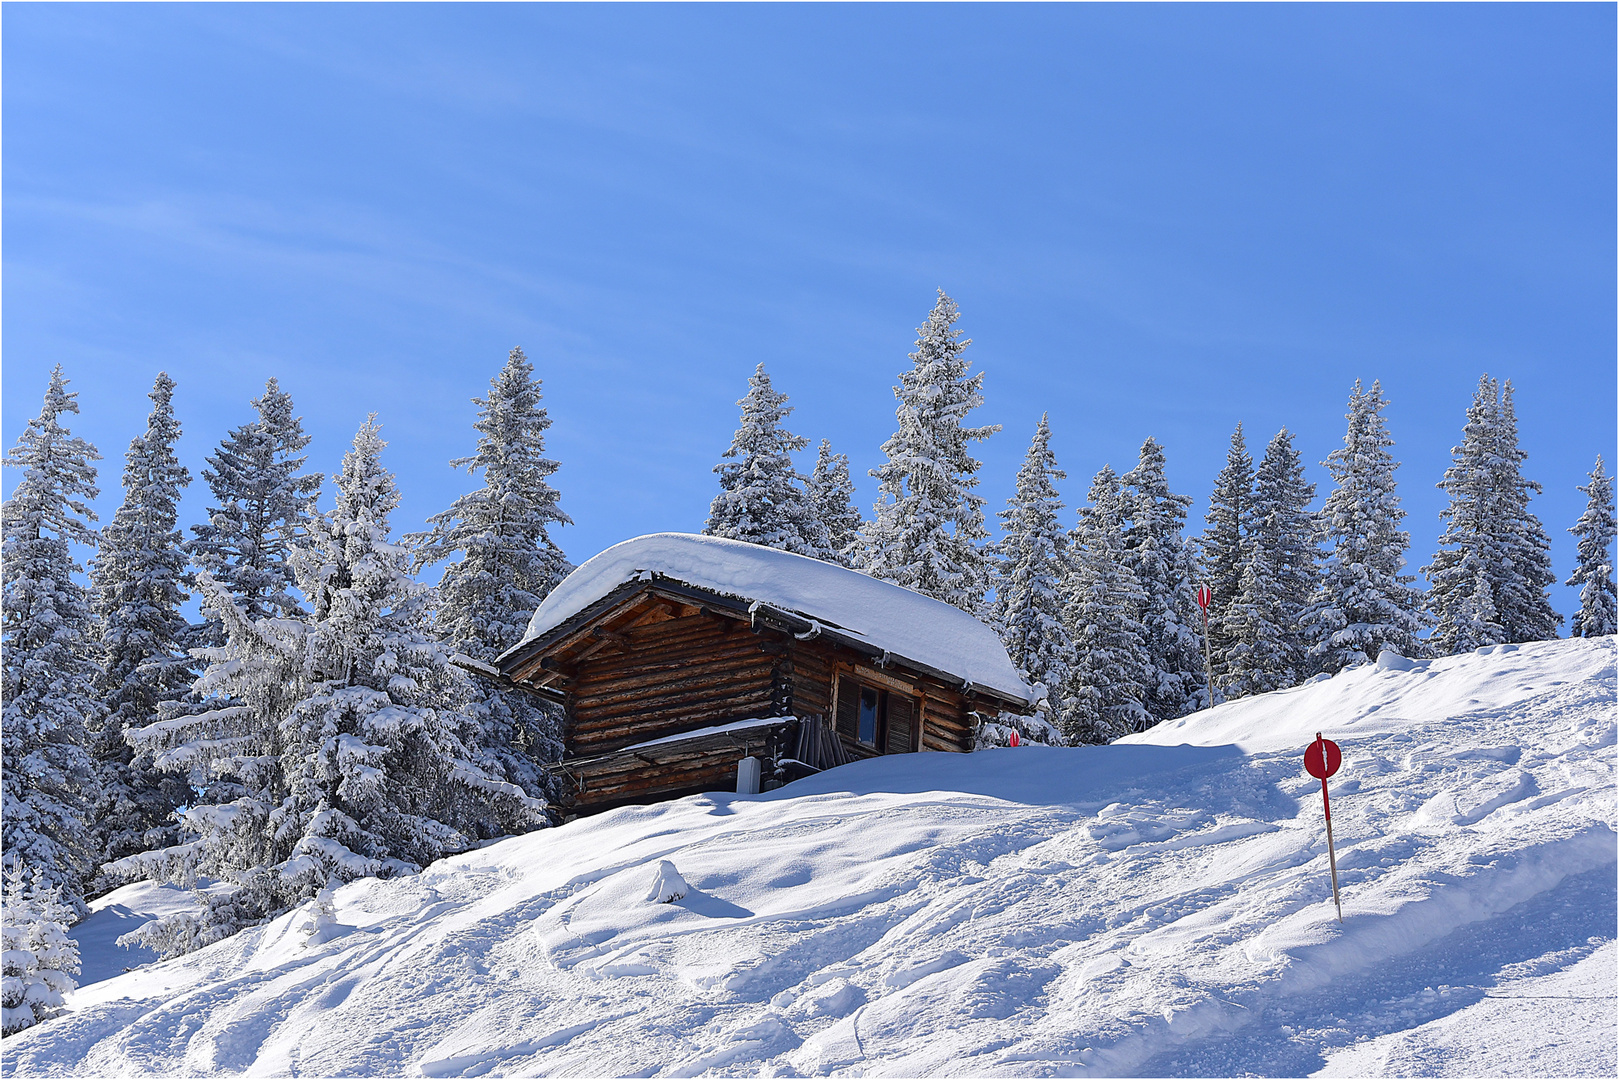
[1194,585,1214,708]
[1305,732,1344,923]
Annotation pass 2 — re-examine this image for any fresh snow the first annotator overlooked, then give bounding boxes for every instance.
[510,532,1034,703]
[621,716,794,753]
[6,637,1614,1077]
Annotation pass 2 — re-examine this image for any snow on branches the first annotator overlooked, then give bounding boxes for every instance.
[861,291,999,613]
[2,367,103,914]
[113,417,546,956]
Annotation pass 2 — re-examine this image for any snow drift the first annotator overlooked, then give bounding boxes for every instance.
[6,638,1614,1077]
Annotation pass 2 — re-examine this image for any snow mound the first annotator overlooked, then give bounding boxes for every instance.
[8,637,1614,1077]
[506,532,1033,702]
[645,861,689,904]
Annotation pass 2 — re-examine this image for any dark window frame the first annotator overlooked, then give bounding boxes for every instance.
[834,672,918,754]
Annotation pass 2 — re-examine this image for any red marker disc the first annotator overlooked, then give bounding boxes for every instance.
[1304,734,1341,780]
[1195,585,1212,611]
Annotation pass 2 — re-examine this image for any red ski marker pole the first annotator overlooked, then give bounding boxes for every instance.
[1195,584,1214,709]
[1304,732,1344,923]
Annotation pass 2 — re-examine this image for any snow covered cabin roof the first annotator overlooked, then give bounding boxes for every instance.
[498,532,1035,708]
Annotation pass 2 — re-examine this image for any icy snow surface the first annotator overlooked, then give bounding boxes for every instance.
[7,637,1615,1077]
[508,533,1033,703]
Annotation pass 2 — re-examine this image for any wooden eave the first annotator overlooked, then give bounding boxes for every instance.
[545,716,796,792]
[494,573,1034,713]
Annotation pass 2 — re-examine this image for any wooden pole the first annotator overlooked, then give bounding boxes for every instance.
[1320,774,1344,923]
[1200,604,1216,709]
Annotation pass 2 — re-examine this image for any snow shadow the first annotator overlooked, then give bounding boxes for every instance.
[73,904,162,986]
[673,889,754,920]
[1132,862,1619,1078]
[751,742,1272,814]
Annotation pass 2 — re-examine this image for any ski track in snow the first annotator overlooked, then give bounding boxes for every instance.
[5,638,1615,1077]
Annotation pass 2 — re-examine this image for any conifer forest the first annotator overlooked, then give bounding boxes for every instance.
[2,289,1614,1035]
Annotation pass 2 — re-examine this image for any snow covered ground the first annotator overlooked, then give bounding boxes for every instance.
[6,637,1614,1077]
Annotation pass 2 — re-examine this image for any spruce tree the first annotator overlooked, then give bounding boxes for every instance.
[861,290,999,612]
[186,377,323,629]
[1,367,102,913]
[1200,423,1253,685]
[1426,376,1507,654]
[89,372,196,867]
[1305,379,1428,671]
[993,416,1073,724]
[114,418,545,957]
[1224,428,1319,697]
[1060,465,1151,743]
[1,864,79,1036]
[1567,455,1617,637]
[1426,376,1560,653]
[1120,437,1206,721]
[411,347,573,788]
[809,439,862,566]
[1489,382,1561,642]
[705,363,830,558]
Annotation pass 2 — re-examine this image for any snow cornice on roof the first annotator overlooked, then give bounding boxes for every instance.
[496,533,1035,710]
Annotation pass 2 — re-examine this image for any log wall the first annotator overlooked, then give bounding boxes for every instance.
[565,608,781,756]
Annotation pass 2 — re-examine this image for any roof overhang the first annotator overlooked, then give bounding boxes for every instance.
[493,572,1035,713]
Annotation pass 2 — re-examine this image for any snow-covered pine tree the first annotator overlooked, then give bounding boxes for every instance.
[1,864,79,1036]
[1059,465,1152,743]
[809,439,862,566]
[113,418,545,957]
[89,372,196,868]
[186,377,323,629]
[861,290,1000,612]
[1489,382,1560,643]
[1,367,102,914]
[1425,375,1508,655]
[1223,428,1319,698]
[411,347,573,790]
[991,416,1072,740]
[1425,376,1560,654]
[1305,379,1428,671]
[705,364,829,559]
[1199,423,1252,686]
[1120,437,1207,721]
[1567,455,1617,637]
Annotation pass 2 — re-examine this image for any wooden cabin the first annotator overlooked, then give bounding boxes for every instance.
[492,533,1036,818]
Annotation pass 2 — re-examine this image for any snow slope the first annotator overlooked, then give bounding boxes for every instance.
[7,638,1614,1077]
[507,533,1033,702]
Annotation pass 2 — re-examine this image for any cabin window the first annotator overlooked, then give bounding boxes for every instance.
[857,687,880,744]
[835,674,918,754]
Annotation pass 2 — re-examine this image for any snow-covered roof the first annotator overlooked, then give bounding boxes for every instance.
[506,533,1034,705]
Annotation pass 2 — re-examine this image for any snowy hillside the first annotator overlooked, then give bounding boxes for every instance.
[6,638,1615,1077]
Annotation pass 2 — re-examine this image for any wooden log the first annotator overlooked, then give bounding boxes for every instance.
[573,648,773,696]
[572,667,776,719]
[569,695,781,748]
[611,623,725,654]
[573,657,775,705]
[572,635,768,678]
[572,697,779,743]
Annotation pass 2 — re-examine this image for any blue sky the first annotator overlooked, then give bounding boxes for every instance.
[5,4,1614,623]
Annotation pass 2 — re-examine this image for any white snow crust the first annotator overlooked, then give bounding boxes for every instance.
[507,532,1034,703]
[622,716,794,753]
[9,637,1614,1077]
